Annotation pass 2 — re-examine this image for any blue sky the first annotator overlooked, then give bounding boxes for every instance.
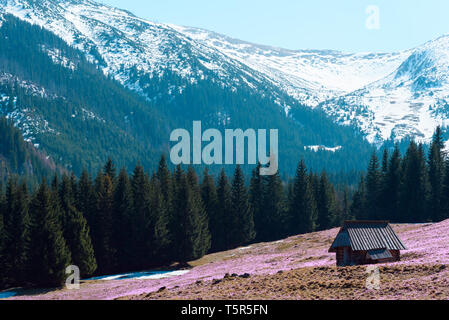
[99,0,449,53]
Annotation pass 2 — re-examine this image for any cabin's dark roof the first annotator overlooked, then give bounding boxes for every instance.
[367,249,393,260]
[331,231,351,248]
[329,221,408,252]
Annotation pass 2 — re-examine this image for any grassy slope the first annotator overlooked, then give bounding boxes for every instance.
[127,220,449,300]
[5,220,449,300]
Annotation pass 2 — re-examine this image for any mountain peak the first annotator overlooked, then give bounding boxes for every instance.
[2,0,449,145]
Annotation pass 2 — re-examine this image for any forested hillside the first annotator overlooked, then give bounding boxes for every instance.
[0,116,59,184]
[0,14,168,174]
[0,14,375,179]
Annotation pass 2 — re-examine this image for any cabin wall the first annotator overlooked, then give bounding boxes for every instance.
[350,250,367,265]
[390,250,400,262]
[336,248,345,266]
[336,248,367,266]
[335,249,402,266]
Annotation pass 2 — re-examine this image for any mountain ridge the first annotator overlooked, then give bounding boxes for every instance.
[2,0,449,152]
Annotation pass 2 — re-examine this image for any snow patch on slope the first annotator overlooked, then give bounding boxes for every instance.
[304,145,342,153]
[2,0,449,145]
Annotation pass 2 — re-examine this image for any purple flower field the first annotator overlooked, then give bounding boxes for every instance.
[5,219,448,300]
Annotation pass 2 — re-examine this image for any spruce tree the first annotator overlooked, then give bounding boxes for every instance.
[350,175,367,220]
[131,164,151,269]
[316,172,337,230]
[400,142,429,222]
[213,168,232,252]
[262,169,286,240]
[428,126,445,222]
[4,177,18,226]
[113,168,134,271]
[59,176,97,277]
[341,187,352,222]
[201,168,218,245]
[309,171,320,204]
[170,165,185,260]
[250,163,265,242]
[104,157,117,182]
[3,182,30,285]
[94,173,117,274]
[156,155,173,213]
[28,180,71,287]
[441,159,449,220]
[187,166,211,258]
[157,156,174,253]
[289,160,317,235]
[76,169,96,228]
[365,152,381,220]
[381,149,389,175]
[384,145,402,222]
[174,169,210,262]
[378,149,390,219]
[147,176,171,264]
[230,165,255,247]
[0,191,6,289]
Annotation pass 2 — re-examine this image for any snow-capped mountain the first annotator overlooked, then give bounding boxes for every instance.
[171,25,408,105]
[322,35,449,145]
[0,0,276,100]
[1,0,449,145]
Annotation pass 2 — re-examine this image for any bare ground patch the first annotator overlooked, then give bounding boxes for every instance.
[125,264,449,300]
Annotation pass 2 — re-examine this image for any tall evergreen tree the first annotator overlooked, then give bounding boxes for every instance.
[94,173,117,274]
[250,163,266,242]
[28,180,71,287]
[341,187,352,222]
[381,149,389,175]
[112,168,134,272]
[350,175,366,220]
[365,152,381,220]
[288,160,317,235]
[213,169,232,252]
[262,169,286,240]
[59,175,97,277]
[384,145,402,222]
[76,169,96,228]
[173,168,210,262]
[147,176,171,264]
[441,159,449,220]
[400,142,429,222]
[156,155,173,211]
[230,165,255,248]
[201,168,218,244]
[316,172,337,230]
[131,164,151,269]
[3,182,30,285]
[0,187,7,288]
[3,177,18,226]
[378,149,390,220]
[309,171,320,204]
[186,166,211,258]
[428,126,445,221]
[103,157,117,182]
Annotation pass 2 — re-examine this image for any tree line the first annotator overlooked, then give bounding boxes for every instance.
[0,155,348,289]
[351,127,449,223]
[2,127,448,290]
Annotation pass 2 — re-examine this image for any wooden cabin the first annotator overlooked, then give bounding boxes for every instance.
[329,221,407,267]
